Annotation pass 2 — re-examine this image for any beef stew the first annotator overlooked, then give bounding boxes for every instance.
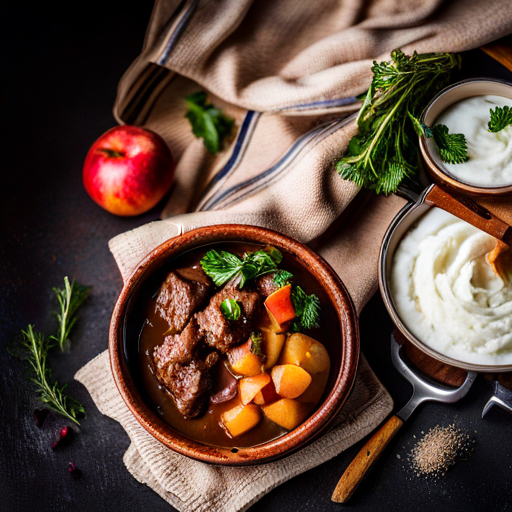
[138,242,339,448]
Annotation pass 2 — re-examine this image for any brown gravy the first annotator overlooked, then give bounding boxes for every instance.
[138,242,341,449]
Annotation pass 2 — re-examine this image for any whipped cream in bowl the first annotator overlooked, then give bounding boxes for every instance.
[380,197,512,372]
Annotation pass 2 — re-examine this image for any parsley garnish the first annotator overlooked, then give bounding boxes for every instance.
[220,299,241,321]
[20,325,85,425]
[185,91,234,154]
[336,50,460,195]
[291,286,320,331]
[273,270,293,288]
[250,331,264,357]
[51,277,91,351]
[432,124,469,164]
[488,105,512,133]
[201,247,282,288]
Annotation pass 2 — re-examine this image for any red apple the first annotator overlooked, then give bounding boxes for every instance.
[83,125,174,216]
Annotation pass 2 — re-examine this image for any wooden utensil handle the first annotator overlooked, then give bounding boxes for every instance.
[425,185,512,245]
[331,415,403,504]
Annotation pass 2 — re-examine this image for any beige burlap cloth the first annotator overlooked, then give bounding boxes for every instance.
[75,0,512,510]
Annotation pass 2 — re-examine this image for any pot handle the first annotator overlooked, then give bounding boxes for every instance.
[425,185,512,245]
[331,415,403,503]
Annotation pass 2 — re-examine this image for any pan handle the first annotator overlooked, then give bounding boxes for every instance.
[425,185,512,245]
[331,415,403,503]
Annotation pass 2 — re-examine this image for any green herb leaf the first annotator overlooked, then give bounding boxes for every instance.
[488,105,512,133]
[273,270,293,288]
[291,286,321,331]
[20,325,85,425]
[250,331,264,358]
[50,277,91,351]
[185,91,234,154]
[264,246,283,265]
[220,299,241,321]
[201,248,280,288]
[432,124,469,164]
[336,50,461,194]
[201,250,243,286]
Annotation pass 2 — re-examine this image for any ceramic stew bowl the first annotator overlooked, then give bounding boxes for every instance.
[379,187,512,373]
[109,224,359,465]
[420,78,512,197]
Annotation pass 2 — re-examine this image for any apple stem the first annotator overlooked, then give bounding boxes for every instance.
[98,148,125,158]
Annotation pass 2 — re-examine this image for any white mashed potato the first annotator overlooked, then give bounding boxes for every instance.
[435,95,512,187]
[391,208,512,366]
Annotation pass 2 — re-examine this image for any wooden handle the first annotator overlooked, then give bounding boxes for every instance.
[481,36,512,73]
[425,185,512,245]
[331,415,403,503]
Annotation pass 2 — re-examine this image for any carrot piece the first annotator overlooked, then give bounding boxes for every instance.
[260,380,280,404]
[221,404,262,438]
[239,373,271,405]
[264,284,295,326]
[271,364,312,399]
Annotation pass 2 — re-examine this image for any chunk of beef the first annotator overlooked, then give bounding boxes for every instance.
[175,265,210,286]
[255,273,279,297]
[153,318,218,418]
[155,271,210,334]
[157,360,211,418]
[195,285,261,353]
[153,318,202,366]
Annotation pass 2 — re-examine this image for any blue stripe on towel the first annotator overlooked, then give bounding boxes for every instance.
[197,110,261,211]
[157,0,199,65]
[275,97,359,112]
[202,114,356,211]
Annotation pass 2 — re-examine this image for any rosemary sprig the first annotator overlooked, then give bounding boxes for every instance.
[21,325,85,425]
[51,277,91,351]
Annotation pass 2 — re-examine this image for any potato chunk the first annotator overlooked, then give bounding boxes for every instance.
[262,398,311,430]
[261,327,286,369]
[278,333,330,374]
[221,404,262,438]
[271,364,312,399]
[239,373,271,405]
[228,339,264,377]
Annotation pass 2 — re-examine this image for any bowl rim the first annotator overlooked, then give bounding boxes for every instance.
[109,224,360,465]
[419,77,512,196]
[379,192,512,373]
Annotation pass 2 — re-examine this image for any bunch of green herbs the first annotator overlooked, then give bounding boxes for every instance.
[336,50,461,195]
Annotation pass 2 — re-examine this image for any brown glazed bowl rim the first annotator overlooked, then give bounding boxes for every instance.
[109,224,359,465]
[379,191,512,373]
[419,77,512,196]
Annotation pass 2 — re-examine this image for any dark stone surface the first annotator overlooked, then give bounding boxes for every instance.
[2,1,512,511]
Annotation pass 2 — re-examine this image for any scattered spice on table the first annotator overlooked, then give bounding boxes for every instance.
[408,424,475,478]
